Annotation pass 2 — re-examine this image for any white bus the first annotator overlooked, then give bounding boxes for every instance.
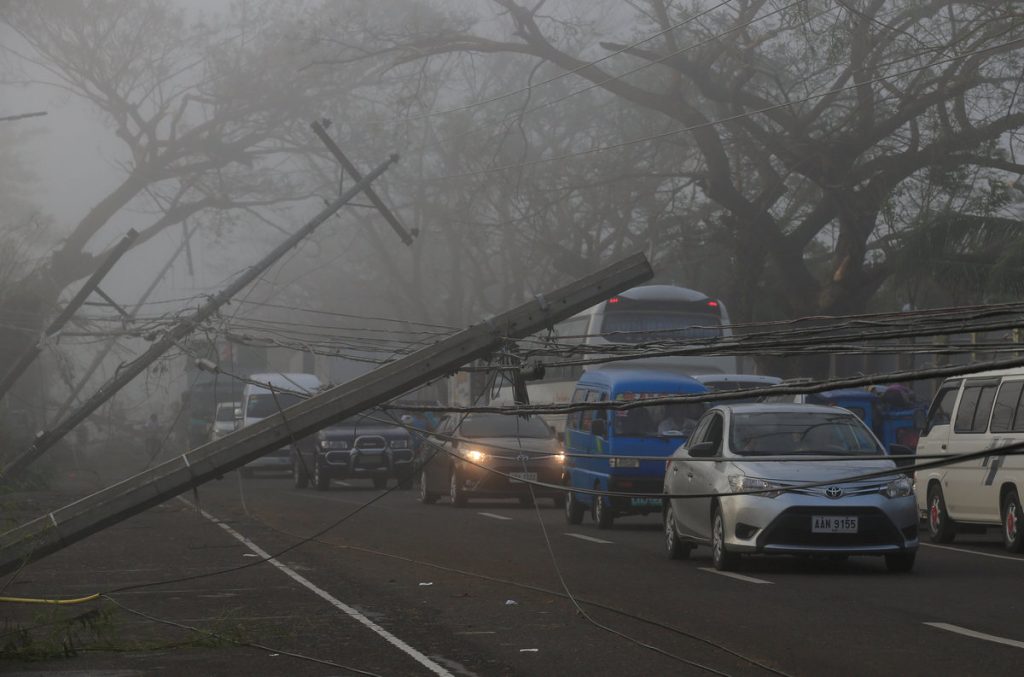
[499,285,739,431]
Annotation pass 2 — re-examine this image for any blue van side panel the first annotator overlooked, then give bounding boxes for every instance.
[563,368,708,515]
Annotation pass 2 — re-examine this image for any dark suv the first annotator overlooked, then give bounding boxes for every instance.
[292,411,415,490]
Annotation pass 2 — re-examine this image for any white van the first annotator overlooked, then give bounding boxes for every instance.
[240,373,321,476]
[916,367,1024,552]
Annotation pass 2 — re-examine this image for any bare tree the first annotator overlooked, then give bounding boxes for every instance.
[321,0,1024,323]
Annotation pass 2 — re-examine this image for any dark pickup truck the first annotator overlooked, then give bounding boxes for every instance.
[292,411,415,491]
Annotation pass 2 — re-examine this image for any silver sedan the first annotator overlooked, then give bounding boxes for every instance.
[663,403,918,572]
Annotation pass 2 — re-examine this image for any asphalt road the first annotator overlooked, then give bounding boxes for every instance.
[5,471,1023,676]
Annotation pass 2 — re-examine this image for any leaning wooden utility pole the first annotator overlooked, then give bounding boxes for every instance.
[0,229,139,404]
[54,224,200,421]
[0,253,652,575]
[0,155,398,482]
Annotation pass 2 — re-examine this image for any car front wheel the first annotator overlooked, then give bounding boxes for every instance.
[419,468,438,504]
[313,454,330,491]
[1002,488,1024,553]
[292,455,308,489]
[664,506,691,560]
[450,469,467,507]
[594,490,614,529]
[564,490,585,525]
[711,505,738,571]
[927,484,956,543]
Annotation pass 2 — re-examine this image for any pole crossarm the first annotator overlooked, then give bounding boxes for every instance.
[0,253,652,576]
[311,120,416,246]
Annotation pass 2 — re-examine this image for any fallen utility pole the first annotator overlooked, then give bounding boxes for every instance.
[0,155,398,482]
[0,253,652,575]
[0,229,138,404]
[54,224,201,421]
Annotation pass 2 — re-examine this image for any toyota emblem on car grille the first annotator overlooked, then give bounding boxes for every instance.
[516,454,529,462]
[825,486,844,499]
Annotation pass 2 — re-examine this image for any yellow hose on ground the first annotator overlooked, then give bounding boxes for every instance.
[0,593,101,605]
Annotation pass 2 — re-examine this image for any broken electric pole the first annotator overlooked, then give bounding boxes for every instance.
[0,253,653,575]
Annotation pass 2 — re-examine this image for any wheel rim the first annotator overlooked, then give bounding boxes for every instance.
[595,494,603,521]
[713,513,724,563]
[1006,500,1019,543]
[929,495,942,534]
[665,510,676,552]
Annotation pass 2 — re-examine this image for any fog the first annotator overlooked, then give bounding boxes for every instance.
[1,0,1022,463]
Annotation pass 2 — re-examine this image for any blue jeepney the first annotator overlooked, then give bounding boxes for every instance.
[563,367,709,529]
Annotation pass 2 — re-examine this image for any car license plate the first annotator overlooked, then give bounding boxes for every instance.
[510,472,537,483]
[630,497,662,508]
[811,516,858,533]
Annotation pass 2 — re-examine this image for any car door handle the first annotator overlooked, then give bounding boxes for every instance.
[686,472,694,480]
[941,444,947,450]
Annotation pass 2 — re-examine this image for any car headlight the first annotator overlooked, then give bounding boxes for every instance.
[884,476,913,498]
[320,440,349,450]
[462,449,487,462]
[390,438,409,449]
[728,475,781,498]
[554,452,566,464]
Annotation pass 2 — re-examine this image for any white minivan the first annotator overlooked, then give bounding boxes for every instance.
[916,367,1024,552]
[240,372,321,477]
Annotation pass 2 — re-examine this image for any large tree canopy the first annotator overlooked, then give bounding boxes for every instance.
[321,0,1024,320]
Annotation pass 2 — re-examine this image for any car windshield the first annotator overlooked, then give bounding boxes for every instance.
[459,414,552,439]
[730,411,881,456]
[245,392,307,419]
[702,380,774,404]
[215,404,237,422]
[614,402,705,437]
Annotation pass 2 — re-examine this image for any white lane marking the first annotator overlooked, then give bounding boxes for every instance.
[921,542,1024,563]
[455,631,496,635]
[478,512,512,521]
[184,500,454,677]
[565,533,613,544]
[338,480,352,487]
[698,568,773,584]
[925,622,1024,650]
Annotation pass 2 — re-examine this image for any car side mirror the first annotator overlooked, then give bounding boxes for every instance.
[913,410,927,430]
[688,441,717,458]
[591,418,607,438]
